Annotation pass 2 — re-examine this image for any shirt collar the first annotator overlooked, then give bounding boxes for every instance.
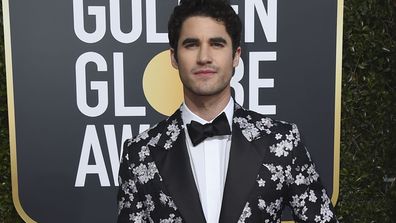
[181,97,234,130]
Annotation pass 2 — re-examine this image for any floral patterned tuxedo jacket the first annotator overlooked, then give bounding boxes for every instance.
[117,103,338,223]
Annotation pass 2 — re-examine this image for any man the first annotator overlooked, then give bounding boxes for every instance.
[117,0,338,222]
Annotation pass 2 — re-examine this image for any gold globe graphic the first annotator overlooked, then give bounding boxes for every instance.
[143,50,183,116]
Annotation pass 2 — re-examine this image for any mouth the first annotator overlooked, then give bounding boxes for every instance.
[193,69,216,75]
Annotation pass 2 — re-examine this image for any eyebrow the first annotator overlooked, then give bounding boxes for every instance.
[181,38,199,46]
[181,37,228,46]
[209,37,227,44]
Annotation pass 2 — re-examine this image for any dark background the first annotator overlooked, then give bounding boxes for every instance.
[1,0,395,222]
[6,0,335,221]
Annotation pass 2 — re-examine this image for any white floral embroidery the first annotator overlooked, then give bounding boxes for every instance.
[257,178,266,187]
[264,164,293,190]
[290,191,311,221]
[143,194,155,213]
[313,190,335,223]
[269,140,294,157]
[295,173,306,185]
[118,177,138,214]
[234,115,279,141]
[294,163,320,185]
[133,162,159,184]
[118,197,131,215]
[128,130,150,145]
[291,124,301,146]
[233,116,260,141]
[255,118,274,134]
[148,133,162,147]
[137,133,162,162]
[160,214,182,223]
[159,192,167,204]
[238,202,252,223]
[258,199,266,210]
[159,191,178,210]
[128,195,155,223]
[164,120,181,149]
[129,211,145,222]
[258,198,283,221]
[139,146,150,161]
[309,190,318,202]
[268,123,302,157]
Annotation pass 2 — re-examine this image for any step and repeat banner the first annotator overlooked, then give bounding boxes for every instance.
[4,0,342,222]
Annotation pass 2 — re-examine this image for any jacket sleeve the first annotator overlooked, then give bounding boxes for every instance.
[286,124,338,223]
[117,140,147,223]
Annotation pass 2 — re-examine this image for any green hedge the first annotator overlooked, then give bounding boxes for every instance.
[0,0,395,222]
[336,0,395,221]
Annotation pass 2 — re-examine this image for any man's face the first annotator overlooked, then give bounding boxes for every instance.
[171,16,241,99]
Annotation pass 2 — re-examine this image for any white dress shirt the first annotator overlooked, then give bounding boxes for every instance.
[180,97,234,223]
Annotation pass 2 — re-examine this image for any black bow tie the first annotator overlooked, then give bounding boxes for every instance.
[186,112,231,146]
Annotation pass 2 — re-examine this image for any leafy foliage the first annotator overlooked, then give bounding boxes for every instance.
[0,0,395,222]
[335,0,396,222]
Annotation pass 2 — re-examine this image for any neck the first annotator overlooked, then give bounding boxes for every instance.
[184,90,231,121]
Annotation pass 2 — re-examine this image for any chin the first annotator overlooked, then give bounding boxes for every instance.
[191,87,227,97]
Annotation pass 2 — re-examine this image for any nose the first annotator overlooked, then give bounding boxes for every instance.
[197,44,212,65]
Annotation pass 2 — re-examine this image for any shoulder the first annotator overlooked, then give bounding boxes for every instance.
[123,119,168,150]
[234,108,300,142]
[119,119,167,166]
[234,108,305,160]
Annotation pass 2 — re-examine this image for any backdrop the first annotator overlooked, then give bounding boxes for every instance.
[3,0,342,222]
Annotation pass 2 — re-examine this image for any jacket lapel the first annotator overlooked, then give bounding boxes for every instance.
[219,106,269,223]
[152,109,206,223]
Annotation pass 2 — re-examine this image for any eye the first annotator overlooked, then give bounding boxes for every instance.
[211,42,225,48]
[185,43,196,48]
[183,42,199,49]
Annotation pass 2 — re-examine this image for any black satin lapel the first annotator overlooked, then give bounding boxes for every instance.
[153,131,206,223]
[219,128,263,223]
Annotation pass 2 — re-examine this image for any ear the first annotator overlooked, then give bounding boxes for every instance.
[232,46,241,68]
[232,47,241,68]
[170,48,178,69]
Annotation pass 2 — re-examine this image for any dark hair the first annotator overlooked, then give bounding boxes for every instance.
[168,0,242,58]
